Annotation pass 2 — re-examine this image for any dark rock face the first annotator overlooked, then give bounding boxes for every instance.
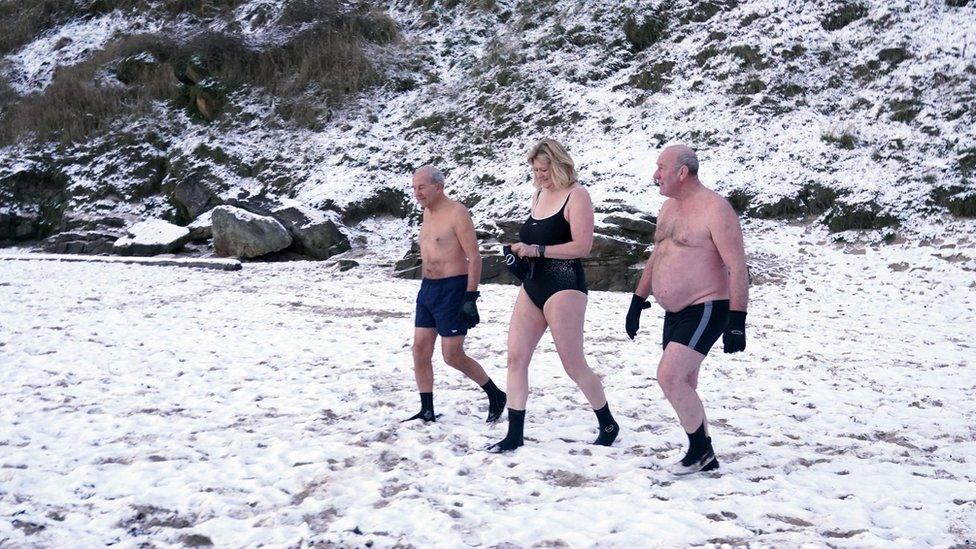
[0,167,69,243]
[211,205,292,258]
[393,215,655,292]
[581,233,647,292]
[340,188,413,224]
[601,214,656,244]
[42,231,120,254]
[270,204,351,260]
[170,172,222,221]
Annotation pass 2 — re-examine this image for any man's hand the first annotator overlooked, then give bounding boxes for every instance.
[625,294,652,339]
[723,311,747,353]
[458,291,480,328]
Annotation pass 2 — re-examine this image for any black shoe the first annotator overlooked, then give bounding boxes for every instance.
[486,435,523,453]
[401,409,435,423]
[487,392,507,423]
[593,421,619,446]
[668,449,718,475]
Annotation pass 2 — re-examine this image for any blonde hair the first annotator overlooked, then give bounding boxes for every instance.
[527,138,577,189]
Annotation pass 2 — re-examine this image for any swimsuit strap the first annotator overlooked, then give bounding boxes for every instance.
[532,188,577,218]
[558,188,577,214]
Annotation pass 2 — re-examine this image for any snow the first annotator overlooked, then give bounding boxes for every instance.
[118,218,189,244]
[0,252,240,271]
[1,220,974,546]
[2,14,158,95]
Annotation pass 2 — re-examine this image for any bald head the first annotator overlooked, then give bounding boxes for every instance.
[413,165,445,187]
[663,144,699,176]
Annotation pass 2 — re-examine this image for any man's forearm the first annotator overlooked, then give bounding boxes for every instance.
[466,254,482,291]
[634,253,653,299]
[729,268,748,311]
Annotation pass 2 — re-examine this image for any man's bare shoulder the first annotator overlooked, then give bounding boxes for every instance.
[441,200,471,230]
[448,199,472,218]
[658,198,677,217]
[701,187,735,216]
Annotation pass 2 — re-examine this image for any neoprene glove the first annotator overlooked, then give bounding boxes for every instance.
[503,245,532,281]
[625,294,652,339]
[458,291,480,329]
[723,311,747,353]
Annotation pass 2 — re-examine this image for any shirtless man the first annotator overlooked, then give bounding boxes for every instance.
[625,145,748,475]
[404,165,506,423]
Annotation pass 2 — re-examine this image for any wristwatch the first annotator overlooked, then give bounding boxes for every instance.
[537,244,546,258]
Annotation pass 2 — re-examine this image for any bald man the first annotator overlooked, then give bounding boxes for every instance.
[404,165,506,424]
[625,145,749,475]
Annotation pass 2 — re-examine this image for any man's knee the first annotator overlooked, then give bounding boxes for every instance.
[441,344,467,368]
[657,365,683,396]
[412,339,434,362]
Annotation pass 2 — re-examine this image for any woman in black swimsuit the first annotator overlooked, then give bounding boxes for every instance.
[489,139,620,452]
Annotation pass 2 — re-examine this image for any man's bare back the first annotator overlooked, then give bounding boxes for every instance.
[419,200,470,279]
[650,187,731,312]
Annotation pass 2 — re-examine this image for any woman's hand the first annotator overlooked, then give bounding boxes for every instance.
[510,242,540,258]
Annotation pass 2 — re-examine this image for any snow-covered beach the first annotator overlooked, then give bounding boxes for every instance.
[1,220,974,547]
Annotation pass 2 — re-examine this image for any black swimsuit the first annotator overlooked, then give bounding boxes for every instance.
[518,190,588,310]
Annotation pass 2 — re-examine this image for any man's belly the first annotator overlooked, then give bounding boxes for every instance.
[420,250,469,279]
[651,248,729,312]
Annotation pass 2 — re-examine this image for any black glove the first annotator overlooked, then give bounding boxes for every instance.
[723,311,747,353]
[458,291,480,329]
[625,294,652,339]
[502,245,532,281]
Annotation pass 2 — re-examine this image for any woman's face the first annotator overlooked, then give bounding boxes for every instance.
[532,157,554,189]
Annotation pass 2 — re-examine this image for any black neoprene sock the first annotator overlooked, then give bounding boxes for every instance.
[402,392,435,422]
[481,380,507,423]
[593,402,619,446]
[682,422,710,464]
[488,408,525,452]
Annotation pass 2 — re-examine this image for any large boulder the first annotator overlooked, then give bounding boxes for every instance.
[113,219,192,256]
[270,204,351,260]
[211,205,292,258]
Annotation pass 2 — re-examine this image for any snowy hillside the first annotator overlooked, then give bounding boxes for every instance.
[1,0,975,258]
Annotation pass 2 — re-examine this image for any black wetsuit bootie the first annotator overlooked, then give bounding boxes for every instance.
[402,392,435,422]
[487,408,525,452]
[668,422,719,474]
[593,402,619,446]
[481,379,507,423]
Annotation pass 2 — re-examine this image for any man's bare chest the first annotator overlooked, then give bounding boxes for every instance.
[655,213,712,248]
[419,221,456,247]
